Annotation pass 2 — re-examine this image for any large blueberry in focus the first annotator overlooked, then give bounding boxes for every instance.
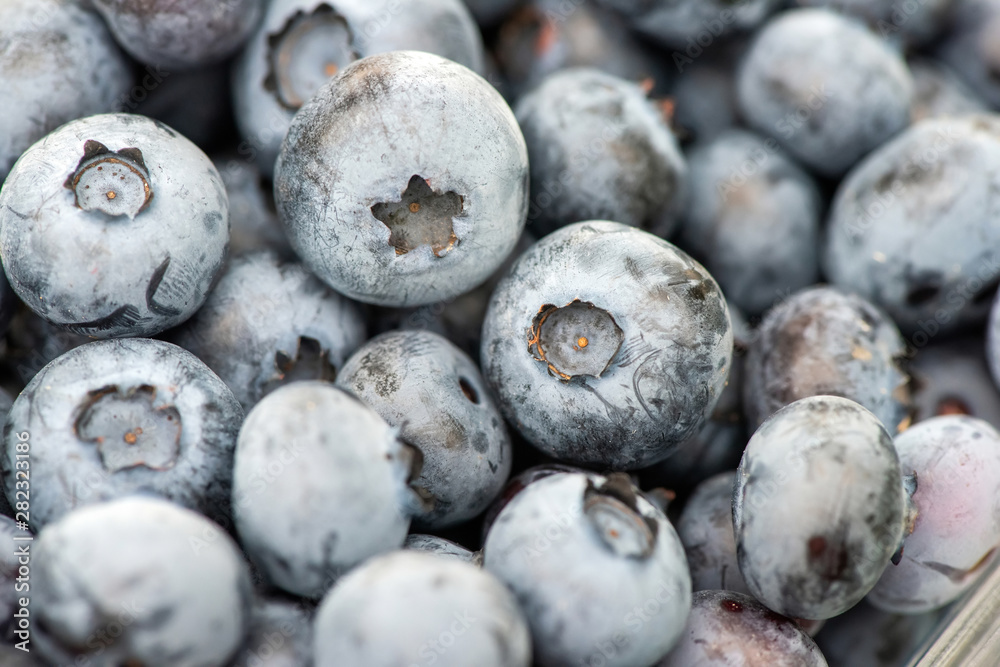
[734,396,906,620]
[31,497,251,667]
[336,330,511,529]
[0,114,229,338]
[1,339,243,532]
[275,51,527,307]
[481,220,732,470]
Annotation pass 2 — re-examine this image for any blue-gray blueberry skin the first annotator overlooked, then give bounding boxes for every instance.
[736,9,914,177]
[483,471,691,667]
[744,286,911,435]
[799,0,954,46]
[594,0,781,49]
[274,51,528,308]
[482,220,733,470]
[0,0,131,184]
[0,338,243,533]
[733,396,906,620]
[824,115,1000,337]
[868,416,1000,613]
[0,113,229,339]
[336,330,511,529]
[515,68,687,240]
[679,129,821,316]
[404,534,479,564]
[214,157,294,260]
[31,496,252,667]
[913,336,1000,427]
[229,598,313,667]
[937,0,1000,108]
[233,0,484,179]
[314,550,531,667]
[909,58,989,123]
[813,599,943,667]
[678,472,750,596]
[656,590,828,667]
[174,251,366,412]
[670,42,743,145]
[232,381,418,599]
[91,0,265,70]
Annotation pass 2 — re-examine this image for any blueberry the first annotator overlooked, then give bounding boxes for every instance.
[233,0,484,178]
[912,336,1000,426]
[736,9,913,177]
[515,68,687,239]
[670,41,744,145]
[909,58,989,123]
[743,286,911,435]
[274,51,528,307]
[483,471,691,666]
[678,129,821,315]
[0,310,90,388]
[799,0,953,46]
[232,381,420,598]
[231,598,314,667]
[0,0,130,183]
[677,472,750,596]
[31,496,251,666]
[90,0,265,70]
[0,515,31,640]
[594,0,781,49]
[215,157,293,259]
[813,599,942,667]
[1,338,243,533]
[824,115,1000,336]
[733,396,906,620]
[986,288,1000,394]
[314,550,530,666]
[656,590,827,666]
[174,251,366,411]
[937,0,1000,108]
[404,534,479,563]
[0,113,229,338]
[336,330,511,529]
[483,220,732,469]
[868,416,1000,613]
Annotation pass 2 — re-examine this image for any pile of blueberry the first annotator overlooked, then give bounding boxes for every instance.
[4,0,1000,665]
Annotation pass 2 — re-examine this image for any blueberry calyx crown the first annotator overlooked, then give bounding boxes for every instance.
[527,300,624,381]
[65,140,153,219]
[583,473,658,559]
[371,175,463,257]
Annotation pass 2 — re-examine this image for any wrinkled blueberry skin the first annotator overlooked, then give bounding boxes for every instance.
[484,471,691,667]
[869,416,1000,613]
[813,599,943,667]
[679,129,821,316]
[314,550,531,667]
[678,472,750,596]
[229,598,314,667]
[800,0,954,45]
[595,0,781,49]
[657,590,827,667]
[913,336,1000,426]
[909,58,988,123]
[91,0,265,70]
[737,9,913,177]
[0,0,130,183]
[31,497,251,667]
[275,51,528,307]
[734,396,906,620]
[0,113,229,338]
[744,287,910,435]
[1,339,243,533]
[234,0,484,178]
[937,0,1000,108]
[482,221,733,470]
[337,330,511,529]
[404,534,479,563]
[233,382,417,599]
[824,115,1000,336]
[516,68,687,239]
[214,157,293,259]
[175,251,366,411]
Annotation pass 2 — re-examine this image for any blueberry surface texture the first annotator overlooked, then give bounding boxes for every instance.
[594,0,782,49]
[677,471,750,596]
[482,220,733,469]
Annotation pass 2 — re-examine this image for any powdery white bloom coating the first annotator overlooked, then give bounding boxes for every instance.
[824,115,1000,336]
[0,113,229,338]
[737,9,913,177]
[657,590,827,666]
[734,396,906,620]
[231,598,314,667]
[336,330,511,529]
[0,0,130,181]
[314,550,531,667]
[909,59,989,123]
[481,220,732,470]
[677,472,750,596]
[31,497,251,667]
[91,0,265,70]
[232,382,415,598]
[483,472,692,667]
[234,0,484,177]
[275,51,528,307]
[868,416,1000,613]
[1,339,243,533]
